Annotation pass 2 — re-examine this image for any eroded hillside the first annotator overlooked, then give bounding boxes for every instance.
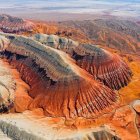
[0,15,139,140]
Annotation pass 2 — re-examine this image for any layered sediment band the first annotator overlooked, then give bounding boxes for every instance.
[0,33,119,118]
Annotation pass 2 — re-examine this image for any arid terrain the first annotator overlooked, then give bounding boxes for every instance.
[0,14,139,140]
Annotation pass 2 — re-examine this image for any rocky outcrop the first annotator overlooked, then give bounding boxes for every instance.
[110,102,140,140]
[0,15,35,33]
[82,130,120,140]
[0,33,119,118]
[32,34,132,90]
[74,44,132,90]
[60,20,140,54]
[0,121,43,140]
[15,93,33,113]
[0,36,10,52]
[0,60,16,113]
[1,100,140,140]
[0,129,11,140]
[93,19,140,42]
[32,34,79,55]
[0,120,121,140]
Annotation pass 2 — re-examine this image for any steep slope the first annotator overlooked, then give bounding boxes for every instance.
[93,19,140,42]
[27,21,89,44]
[32,34,132,90]
[60,19,140,54]
[1,14,139,54]
[0,15,35,33]
[0,56,30,114]
[0,60,15,113]
[2,14,139,55]
[0,33,119,118]
[74,44,132,90]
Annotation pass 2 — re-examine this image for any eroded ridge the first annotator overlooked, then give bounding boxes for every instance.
[32,34,132,90]
[74,44,132,90]
[0,15,35,33]
[0,33,118,118]
[32,34,79,55]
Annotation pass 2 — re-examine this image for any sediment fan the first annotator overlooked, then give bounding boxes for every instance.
[0,33,118,118]
[32,34,132,90]
[0,14,35,33]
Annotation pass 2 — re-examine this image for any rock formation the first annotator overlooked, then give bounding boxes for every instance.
[0,15,35,33]
[0,33,119,118]
[74,44,132,90]
[0,36,10,52]
[0,14,139,140]
[60,20,140,54]
[0,120,121,140]
[32,34,79,55]
[0,99,140,140]
[0,121,43,140]
[0,60,16,113]
[32,34,132,90]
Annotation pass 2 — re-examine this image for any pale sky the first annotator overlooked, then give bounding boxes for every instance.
[0,0,139,20]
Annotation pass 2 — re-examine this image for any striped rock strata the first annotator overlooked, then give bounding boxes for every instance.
[32,34,132,90]
[0,33,119,118]
[0,15,35,33]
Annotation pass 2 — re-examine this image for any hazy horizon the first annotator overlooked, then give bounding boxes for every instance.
[0,0,140,21]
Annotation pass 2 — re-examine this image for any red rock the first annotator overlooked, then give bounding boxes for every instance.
[0,14,35,33]
[32,34,132,90]
[111,105,139,140]
[74,44,132,90]
[0,33,119,119]
[30,108,44,116]
[60,20,140,54]
[15,93,33,113]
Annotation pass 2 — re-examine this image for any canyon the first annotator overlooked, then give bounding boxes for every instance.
[0,14,139,140]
